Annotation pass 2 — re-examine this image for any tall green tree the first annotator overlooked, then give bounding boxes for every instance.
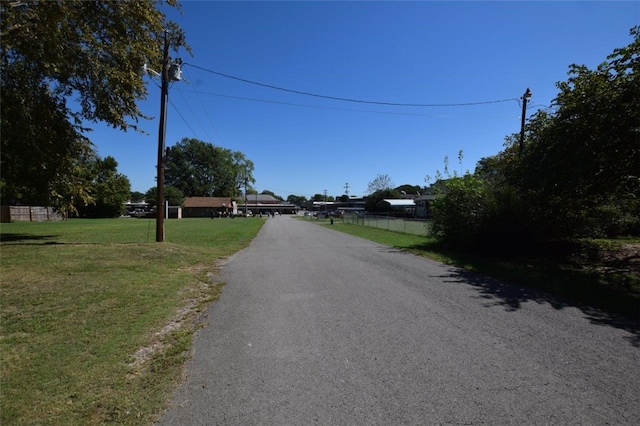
[516,26,640,238]
[287,195,308,205]
[144,186,184,207]
[130,191,145,203]
[164,138,254,197]
[430,175,487,249]
[395,184,422,195]
[429,27,640,251]
[77,156,131,218]
[1,0,187,208]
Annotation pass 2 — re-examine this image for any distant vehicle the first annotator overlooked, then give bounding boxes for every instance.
[304,211,312,217]
[132,209,147,218]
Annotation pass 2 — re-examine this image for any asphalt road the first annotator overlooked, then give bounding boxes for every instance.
[158,215,639,425]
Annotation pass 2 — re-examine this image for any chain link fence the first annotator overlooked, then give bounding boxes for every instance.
[343,214,432,237]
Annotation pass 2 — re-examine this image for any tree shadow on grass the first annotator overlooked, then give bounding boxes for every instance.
[0,233,61,245]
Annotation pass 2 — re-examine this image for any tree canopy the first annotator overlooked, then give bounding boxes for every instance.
[311,194,334,202]
[144,186,184,207]
[514,26,639,239]
[287,194,308,206]
[1,0,187,208]
[76,156,131,218]
[522,29,638,204]
[164,138,255,198]
[130,191,145,203]
[431,27,640,250]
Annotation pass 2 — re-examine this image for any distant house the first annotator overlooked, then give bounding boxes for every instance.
[238,194,297,215]
[415,194,437,218]
[334,195,367,214]
[183,197,233,218]
[376,199,416,217]
[245,194,281,205]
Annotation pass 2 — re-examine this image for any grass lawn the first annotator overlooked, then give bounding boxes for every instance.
[324,220,640,319]
[0,217,264,425]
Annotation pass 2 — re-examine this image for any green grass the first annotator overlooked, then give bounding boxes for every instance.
[327,221,640,318]
[0,217,265,425]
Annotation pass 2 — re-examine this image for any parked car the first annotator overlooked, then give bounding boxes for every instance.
[132,209,147,218]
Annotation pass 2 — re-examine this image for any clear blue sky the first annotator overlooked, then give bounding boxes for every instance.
[87,1,639,200]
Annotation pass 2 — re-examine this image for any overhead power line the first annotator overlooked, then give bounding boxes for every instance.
[183,63,518,107]
[168,98,200,140]
[181,68,226,145]
[174,88,451,117]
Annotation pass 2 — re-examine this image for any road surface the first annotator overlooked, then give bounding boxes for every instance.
[158,215,639,425]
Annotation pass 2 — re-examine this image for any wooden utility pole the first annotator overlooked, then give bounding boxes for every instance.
[519,88,531,157]
[156,31,170,242]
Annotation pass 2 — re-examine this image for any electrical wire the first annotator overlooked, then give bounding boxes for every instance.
[168,98,200,140]
[183,62,519,107]
[174,88,452,117]
[175,84,215,143]
[181,68,227,145]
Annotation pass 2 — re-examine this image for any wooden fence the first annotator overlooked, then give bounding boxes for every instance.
[0,206,64,222]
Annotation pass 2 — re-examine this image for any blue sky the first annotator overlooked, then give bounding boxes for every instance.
[87,1,639,199]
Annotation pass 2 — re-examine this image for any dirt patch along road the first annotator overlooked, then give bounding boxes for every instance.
[159,216,640,425]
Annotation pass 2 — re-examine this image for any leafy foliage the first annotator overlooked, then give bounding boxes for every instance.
[395,184,423,195]
[145,186,184,207]
[287,194,308,205]
[164,138,254,197]
[0,0,186,208]
[430,175,486,249]
[130,191,145,203]
[515,26,640,239]
[0,77,95,207]
[311,193,334,202]
[76,156,131,218]
[431,27,640,251]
